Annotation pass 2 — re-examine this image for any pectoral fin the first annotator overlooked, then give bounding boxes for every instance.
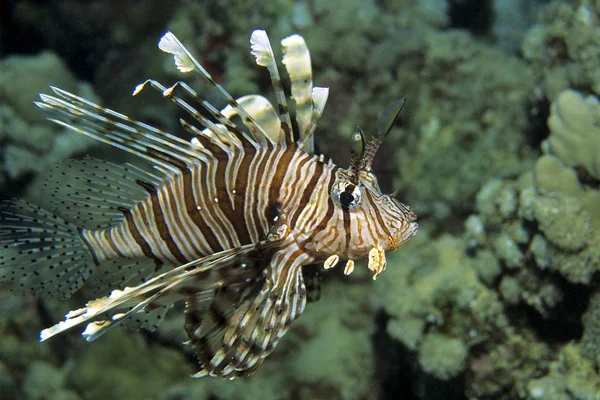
[39,243,266,342]
[187,248,309,378]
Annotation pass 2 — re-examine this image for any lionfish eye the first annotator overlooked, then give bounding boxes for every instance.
[332,181,362,210]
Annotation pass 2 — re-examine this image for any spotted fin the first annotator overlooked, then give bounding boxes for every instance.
[84,256,169,297]
[37,157,163,230]
[0,200,95,299]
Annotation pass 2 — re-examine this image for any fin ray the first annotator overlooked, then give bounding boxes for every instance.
[39,241,278,342]
[187,250,308,378]
[0,200,95,299]
[159,31,272,145]
[250,30,293,144]
[36,88,210,173]
[282,34,313,138]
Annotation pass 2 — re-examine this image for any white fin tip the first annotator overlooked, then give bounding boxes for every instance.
[250,30,274,67]
[133,80,150,96]
[158,31,194,73]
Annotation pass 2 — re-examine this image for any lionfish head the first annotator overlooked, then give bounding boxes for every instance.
[326,98,418,279]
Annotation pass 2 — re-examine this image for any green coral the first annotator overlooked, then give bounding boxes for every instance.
[526,344,600,400]
[582,292,600,368]
[0,52,97,183]
[534,154,600,230]
[522,1,600,99]
[418,333,467,380]
[392,29,535,221]
[473,164,600,285]
[533,196,592,252]
[535,155,584,197]
[545,89,600,180]
[378,232,559,397]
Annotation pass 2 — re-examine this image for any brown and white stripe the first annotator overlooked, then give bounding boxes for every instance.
[3,29,418,379]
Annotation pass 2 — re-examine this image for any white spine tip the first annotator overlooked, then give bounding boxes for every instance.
[192,369,208,378]
[163,85,175,97]
[158,31,179,54]
[40,329,51,342]
[132,80,149,96]
[250,30,274,66]
[312,87,329,105]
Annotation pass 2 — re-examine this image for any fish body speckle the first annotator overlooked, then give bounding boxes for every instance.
[0,30,417,378]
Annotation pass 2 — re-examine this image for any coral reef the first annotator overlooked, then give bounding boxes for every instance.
[526,343,600,400]
[0,52,97,190]
[390,29,535,223]
[1,0,600,399]
[545,89,600,180]
[493,0,548,53]
[522,0,600,100]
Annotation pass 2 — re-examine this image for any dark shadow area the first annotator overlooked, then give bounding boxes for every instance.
[524,95,550,151]
[448,0,494,35]
[525,278,591,344]
[372,310,468,400]
[0,0,48,58]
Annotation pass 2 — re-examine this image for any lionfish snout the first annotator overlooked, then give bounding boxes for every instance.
[384,219,418,252]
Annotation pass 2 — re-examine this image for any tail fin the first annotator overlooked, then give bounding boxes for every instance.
[0,199,94,299]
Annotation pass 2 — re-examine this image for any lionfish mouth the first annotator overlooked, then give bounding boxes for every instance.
[406,221,419,239]
[387,219,419,250]
[397,221,419,247]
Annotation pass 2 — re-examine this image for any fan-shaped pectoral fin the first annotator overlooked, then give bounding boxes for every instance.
[189,244,310,378]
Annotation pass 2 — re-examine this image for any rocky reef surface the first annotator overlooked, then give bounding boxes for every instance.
[0,0,599,399]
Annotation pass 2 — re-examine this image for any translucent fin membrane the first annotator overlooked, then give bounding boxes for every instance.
[0,200,94,299]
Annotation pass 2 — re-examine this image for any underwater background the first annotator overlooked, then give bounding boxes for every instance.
[0,0,599,399]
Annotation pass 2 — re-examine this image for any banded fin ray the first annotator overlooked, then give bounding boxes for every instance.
[301,86,330,153]
[158,32,273,146]
[39,240,279,342]
[219,95,282,145]
[36,87,215,175]
[184,277,261,375]
[281,34,313,138]
[133,79,259,149]
[189,251,308,378]
[250,30,293,145]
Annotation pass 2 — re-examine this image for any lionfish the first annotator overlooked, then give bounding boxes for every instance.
[0,30,417,378]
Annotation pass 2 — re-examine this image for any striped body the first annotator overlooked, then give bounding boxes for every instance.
[82,144,337,267]
[0,29,418,378]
